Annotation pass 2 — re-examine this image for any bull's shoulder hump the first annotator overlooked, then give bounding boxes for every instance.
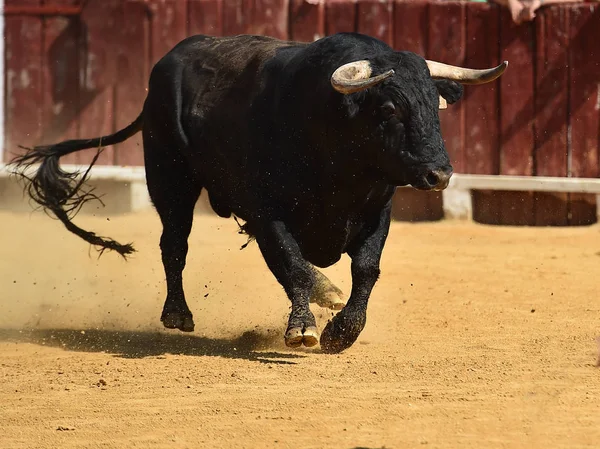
[164,34,307,67]
[154,35,307,95]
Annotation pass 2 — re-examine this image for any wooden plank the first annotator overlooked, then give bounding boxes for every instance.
[392,190,443,222]
[325,0,356,35]
[222,0,253,36]
[4,5,82,16]
[290,0,325,43]
[464,3,500,175]
[41,0,81,165]
[357,0,393,46]
[4,0,43,162]
[451,171,600,226]
[393,0,428,55]
[568,195,597,226]
[76,0,122,165]
[148,0,188,66]
[188,0,223,36]
[4,1,40,9]
[464,3,501,224]
[498,7,535,225]
[472,191,502,224]
[568,5,600,179]
[449,173,600,193]
[427,1,465,173]
[567,4,600,225]
[114,0,151,166]
[499,11,534,177]
[534,7,570,225]
[250,0,289,39]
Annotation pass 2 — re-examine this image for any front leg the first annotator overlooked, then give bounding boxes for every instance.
[255,220,318,348]
[320,203,392,353]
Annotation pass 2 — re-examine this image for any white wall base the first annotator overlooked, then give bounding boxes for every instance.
[0,174,153,215]
[0,164,216,215]
[1,164,599,220]
[441,188,472,221]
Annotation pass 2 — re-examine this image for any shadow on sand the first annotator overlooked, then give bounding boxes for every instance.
[0,328,306,365]
[351,446,391,449]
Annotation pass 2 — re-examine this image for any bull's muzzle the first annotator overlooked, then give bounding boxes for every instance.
[424,168,452,191]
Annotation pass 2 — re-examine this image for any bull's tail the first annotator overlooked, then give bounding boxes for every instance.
[9,113,144,258]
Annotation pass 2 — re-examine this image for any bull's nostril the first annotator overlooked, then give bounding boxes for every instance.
[425,172,440,187]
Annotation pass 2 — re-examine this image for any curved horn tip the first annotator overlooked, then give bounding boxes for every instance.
[496,60,509,74]
[331,62,395,95]
[426,59,509,84]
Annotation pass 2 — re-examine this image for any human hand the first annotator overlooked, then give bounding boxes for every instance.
[521,0,543,21]
[507,0,526,23]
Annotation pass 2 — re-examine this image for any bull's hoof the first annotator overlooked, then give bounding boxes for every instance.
[161,312,195,332]
[285,326,319,348]
[314,291,346,311]
[319,312,365,354]
[310,269,346,310]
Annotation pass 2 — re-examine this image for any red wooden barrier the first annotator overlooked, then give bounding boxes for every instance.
[568,6,600,225]
[325,0,356,35]
[394,1,428,55]
[77,0,121,165]
[253,0,289,39]
[357,0,393,46]
[114,0,150,166]
[3,1,600,225]
[466,3,501,224]
[4,4,82,15]
[188,0,223,36]
[290,0,324,42]
[497,9,535,225]
[534,7,570,225]
[42,0,80,165]
[4,0,43,161]
[148,1,188,66]
[427,1,466,173]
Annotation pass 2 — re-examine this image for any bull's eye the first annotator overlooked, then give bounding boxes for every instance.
[380,101,396,120]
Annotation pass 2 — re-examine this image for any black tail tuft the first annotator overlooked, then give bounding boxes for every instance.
[9,115,143,258]
[11,145,135,258]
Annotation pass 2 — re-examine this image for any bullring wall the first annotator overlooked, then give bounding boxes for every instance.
[3,0,600,225]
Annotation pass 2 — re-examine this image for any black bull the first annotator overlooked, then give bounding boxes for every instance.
[11,33,507,353]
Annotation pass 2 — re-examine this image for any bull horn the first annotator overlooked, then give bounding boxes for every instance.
[426,60,508,85]
[331,61,395,94]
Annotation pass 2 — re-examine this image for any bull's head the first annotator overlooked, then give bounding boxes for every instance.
[329,55,507,191]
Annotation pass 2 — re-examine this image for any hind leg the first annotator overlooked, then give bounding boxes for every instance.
[310,267,345,310]
[156,189,200,332]
[145,150,201,332]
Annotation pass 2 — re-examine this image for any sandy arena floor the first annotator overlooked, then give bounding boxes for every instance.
[1,208,599,449]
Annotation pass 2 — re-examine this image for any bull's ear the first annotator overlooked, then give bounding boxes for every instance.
[434,79,464,106]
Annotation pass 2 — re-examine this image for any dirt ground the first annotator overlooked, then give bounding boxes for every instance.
[1,207,599,449]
